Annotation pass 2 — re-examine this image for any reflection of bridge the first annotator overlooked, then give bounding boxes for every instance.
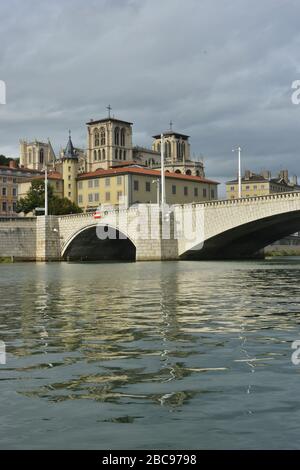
[1,191,300,261]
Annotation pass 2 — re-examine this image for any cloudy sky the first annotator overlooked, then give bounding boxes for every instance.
[1,0,300,187]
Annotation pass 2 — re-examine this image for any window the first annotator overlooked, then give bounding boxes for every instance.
[94,193,99,202]
[117,191,123,200]
[78,195,83,204]
[102,149,106,160]
[94,179,99,187]
[194,187,198,197]
[13,188,17,197]
[78,181,83,189]
[261,185,265,189]
[94,150,97,161]
[2,202,7,212]
[88,180,93,188]
[105,192,110,201]
[68,166,71,172]
[68,192,71,198]
[203,188,207,197]
[134,180,139,191]
[2,177,6,183]
[230,186,235,191]
[88,193,93,203]
[246,185,250,190]
[56,182,59,189]
[100,127,106,146]
[68,184,71,189]
[117,176,122,185]
[114,127,120,145]
[253,185,257,190]
[120,128,125,146]
[13,178,17,183]
[2,187,6,196]
[184,186,188,196]
[13,202,16,212]
[211,189,215,199]
[94,129,99,147]
[39,148,44,164]
[105,178,110,187]
[172,185,176,195]
[146,181,151,192]
[123,150,126,160]
[68,175,71,180]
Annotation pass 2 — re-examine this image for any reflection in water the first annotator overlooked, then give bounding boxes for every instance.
[1,260,300,449]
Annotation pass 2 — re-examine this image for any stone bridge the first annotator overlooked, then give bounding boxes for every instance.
[1,191,300,261]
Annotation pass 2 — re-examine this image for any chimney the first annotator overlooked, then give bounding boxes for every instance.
[279,169,289,183]
[291,175,298,186]
[9,159,17,169]
[244,170,251,180]
[260,170,271,180]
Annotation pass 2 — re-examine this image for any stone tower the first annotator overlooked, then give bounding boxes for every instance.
[152,125,204,177]
[19,139,56,170]
[86,108,133,172]
[61,131,79,203]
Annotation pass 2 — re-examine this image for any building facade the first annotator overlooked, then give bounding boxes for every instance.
[76,166,218,211]
[0,161,46,216]
[226,170,300,199]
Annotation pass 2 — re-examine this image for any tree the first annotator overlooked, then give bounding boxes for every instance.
[16,179,82,215]
[0,155,13,166]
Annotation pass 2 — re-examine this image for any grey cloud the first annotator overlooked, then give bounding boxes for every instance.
[1,0,300,187]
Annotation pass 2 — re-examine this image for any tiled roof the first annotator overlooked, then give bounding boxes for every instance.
[77,166,219,184]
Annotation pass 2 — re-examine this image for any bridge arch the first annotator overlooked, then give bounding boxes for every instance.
[62,223,136,261]
[180,209,300,260]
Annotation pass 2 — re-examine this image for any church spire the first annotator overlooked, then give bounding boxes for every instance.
[63,130,77,159]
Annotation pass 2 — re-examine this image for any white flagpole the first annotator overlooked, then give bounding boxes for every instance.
[45,167,48,216]
[238,146,242,198]
[161,133,165,211]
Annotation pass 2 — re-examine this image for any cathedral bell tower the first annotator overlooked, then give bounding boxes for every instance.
[86,106,133,172]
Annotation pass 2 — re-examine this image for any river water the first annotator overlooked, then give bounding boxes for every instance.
[1,259,300,449]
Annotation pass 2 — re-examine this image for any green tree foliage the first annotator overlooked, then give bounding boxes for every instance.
[16,179,82,215]
[0,155,13,166]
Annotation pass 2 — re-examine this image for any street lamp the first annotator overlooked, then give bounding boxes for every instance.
[161,133,165,212]
[232,146,242,198]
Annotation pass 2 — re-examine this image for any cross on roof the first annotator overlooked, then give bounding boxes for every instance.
[107,104,112,118]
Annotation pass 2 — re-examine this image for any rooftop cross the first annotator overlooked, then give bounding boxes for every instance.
[107,104,112,118]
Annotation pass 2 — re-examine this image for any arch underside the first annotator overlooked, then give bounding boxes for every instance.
[181,211,300,260]
[63,226,136,261]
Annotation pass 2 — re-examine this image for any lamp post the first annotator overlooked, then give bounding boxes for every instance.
[161,133,165,212]
[44,167,48,216]
[232,146,242,198]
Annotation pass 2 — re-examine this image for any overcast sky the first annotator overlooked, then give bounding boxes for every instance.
[1,0,300,185]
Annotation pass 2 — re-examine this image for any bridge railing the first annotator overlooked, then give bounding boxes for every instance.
[176,191,300,209]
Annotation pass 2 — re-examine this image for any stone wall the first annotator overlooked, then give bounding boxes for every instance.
[0,217,36,260]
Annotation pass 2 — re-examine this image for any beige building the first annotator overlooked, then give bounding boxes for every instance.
[0,161,48,216]
[226,170,300,199]
[16,112,217,211]
[18,172,64,200]
[77,166,218,211]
